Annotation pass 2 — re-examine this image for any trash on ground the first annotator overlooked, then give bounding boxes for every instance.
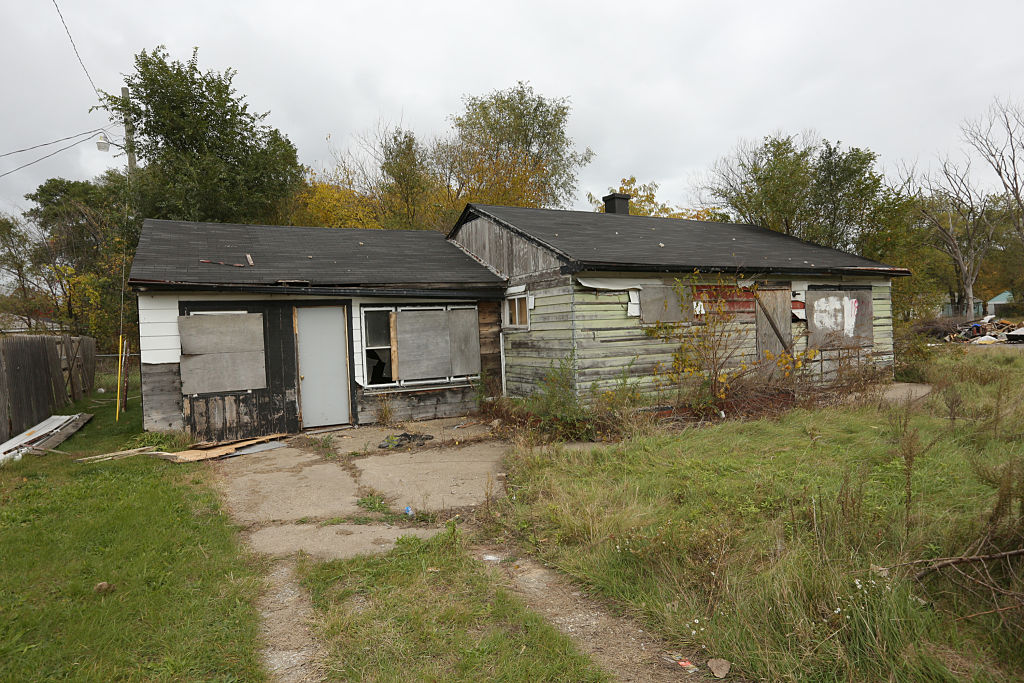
[708,658,731,678]
[76,446,169,463]
[942,316,1024,344]
[155,434,288,463]
[93,581,115,594]
[1,413,93,464]
[228,440,286,456]
[404,506,415,517]
[378,432,434,449]
[662,652,700,673]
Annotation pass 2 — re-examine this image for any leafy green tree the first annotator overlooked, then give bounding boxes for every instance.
[98,46,304,224]
[288,83,594,231]
[449,82,593,209]
[703,134,910,253]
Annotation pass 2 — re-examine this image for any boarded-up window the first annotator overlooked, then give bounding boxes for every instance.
[396,310,451,380]
[639,285,689,324]
[449,308,481,376]
[806,289,874,349]
[178,313,267,394]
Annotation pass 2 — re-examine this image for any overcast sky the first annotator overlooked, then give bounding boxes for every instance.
[2,0,1022,217]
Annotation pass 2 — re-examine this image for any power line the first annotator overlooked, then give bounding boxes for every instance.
[0,128,103,159]
[0,133,96,180]
[51,0,101,102]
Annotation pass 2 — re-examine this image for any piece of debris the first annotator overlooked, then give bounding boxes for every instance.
[404,506,415,517]
[970,335,998,344]
[198,258,246,267]
[76,446,168,463]
[662,652,699,673]
[377,432,434,449]
[1,413,93,464]
[1008,327,1024,344]
[93,581,115,594]
[708,658,731,678]
[156,434,288,463]
[228,440,286,457]
[482,554,503,563]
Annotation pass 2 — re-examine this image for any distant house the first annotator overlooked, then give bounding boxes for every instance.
[987,290,1014,316]
[131,194,909,440]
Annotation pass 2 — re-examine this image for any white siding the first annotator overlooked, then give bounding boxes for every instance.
[137,293,181,364]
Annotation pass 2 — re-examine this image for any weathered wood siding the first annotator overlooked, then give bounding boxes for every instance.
[503,275,575,397]
[567,275,898,398]
[478,301,502,394]
[355,385,478,423]
[451,217,562,278]
[572,281,761,397]
[140,362,184,432]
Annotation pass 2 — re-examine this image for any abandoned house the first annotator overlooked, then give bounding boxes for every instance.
[131,195,909,440]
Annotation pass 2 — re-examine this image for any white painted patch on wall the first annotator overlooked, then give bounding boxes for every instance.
[811,295,859,337]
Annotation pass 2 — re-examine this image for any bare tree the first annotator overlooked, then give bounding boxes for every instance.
[961,98,1024,245]
[918,158,999,316]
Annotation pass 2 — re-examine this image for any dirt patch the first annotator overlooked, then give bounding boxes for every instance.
[258,559,326,683]
[881,382,932,405]
[248,523,440,560]
[354,442,506,512]
[474,547,717,682]
[216,447,361,525]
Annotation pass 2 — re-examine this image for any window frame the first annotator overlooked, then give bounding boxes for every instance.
[504,295,530,331]
[360,303,480,389]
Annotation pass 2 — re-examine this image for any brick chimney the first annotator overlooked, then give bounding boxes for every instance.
[602,192,630,214]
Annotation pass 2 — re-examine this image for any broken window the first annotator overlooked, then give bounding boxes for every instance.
[177,312,267,394]
[362,305,480,387]
[504,295,529,329]
[363,309,394,385]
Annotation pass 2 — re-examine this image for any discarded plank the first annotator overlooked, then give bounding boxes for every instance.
[75,446,158,463]
[32,413,93,451]
[157,434,287,464]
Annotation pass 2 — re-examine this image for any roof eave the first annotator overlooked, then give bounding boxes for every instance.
[128,280,506,300]
[566,262,911,278]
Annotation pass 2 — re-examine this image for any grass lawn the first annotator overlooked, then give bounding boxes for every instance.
[491,347,1024,682]
[0,384,266,681]
[300,526,610,682]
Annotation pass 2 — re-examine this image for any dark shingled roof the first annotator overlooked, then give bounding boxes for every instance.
[455,205,909,276]
[129,219,505,289]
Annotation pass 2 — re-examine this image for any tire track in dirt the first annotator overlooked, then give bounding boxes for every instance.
[257,559,327,683]
[473,547,719,682]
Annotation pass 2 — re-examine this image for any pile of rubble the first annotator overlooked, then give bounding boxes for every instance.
[945,315,1024,344]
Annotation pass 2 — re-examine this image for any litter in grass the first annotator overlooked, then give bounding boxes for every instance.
[1,413,93,464]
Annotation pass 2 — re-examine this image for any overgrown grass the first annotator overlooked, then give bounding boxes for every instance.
[0,388,265,681]
[489,348,1024,681]
[300,526,609,682]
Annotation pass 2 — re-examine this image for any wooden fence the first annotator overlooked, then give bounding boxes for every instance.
[0,335,96,443]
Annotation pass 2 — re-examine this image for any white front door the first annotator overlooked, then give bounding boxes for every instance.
[295,306,351,427]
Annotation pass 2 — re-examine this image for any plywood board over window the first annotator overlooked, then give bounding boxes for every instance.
[639,284,689,324]
[449,308,481,376]
[178,313,267,394]
[806,289,874,348]
[396,310,452,381]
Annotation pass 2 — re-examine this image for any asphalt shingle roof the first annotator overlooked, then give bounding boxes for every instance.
[458,204,908,276]
[129,219,505,288]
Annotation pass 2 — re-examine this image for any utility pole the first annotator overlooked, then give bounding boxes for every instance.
[121,86,136,173]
